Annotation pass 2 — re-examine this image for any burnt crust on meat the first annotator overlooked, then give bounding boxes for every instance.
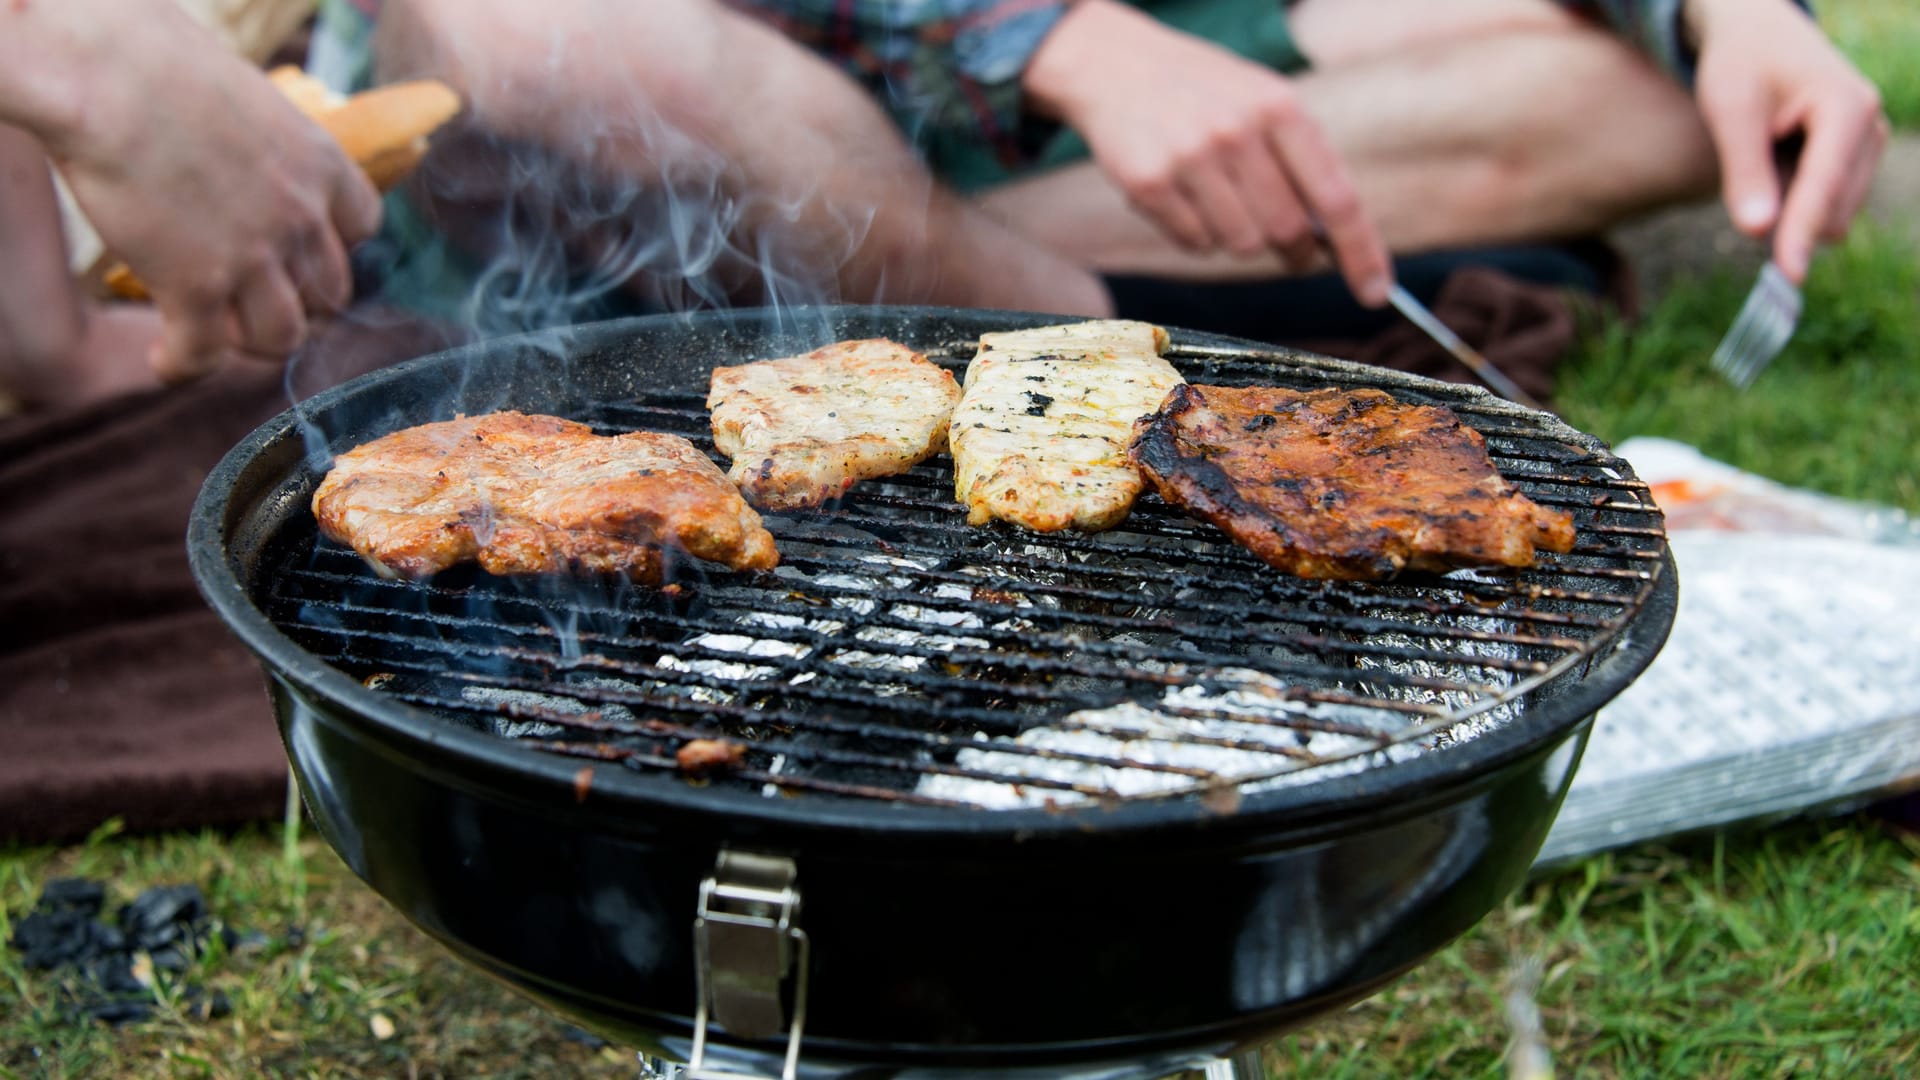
[1128,385,1575,580]
[312,411,779,581]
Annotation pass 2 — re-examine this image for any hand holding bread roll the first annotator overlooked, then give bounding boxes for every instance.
[103,72,462,301]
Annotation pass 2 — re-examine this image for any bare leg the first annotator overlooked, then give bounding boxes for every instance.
[374,0,1112,317]
[977,0,1718,280]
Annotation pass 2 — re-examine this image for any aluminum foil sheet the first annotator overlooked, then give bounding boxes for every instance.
[915,661,1495,809]
[1537,438,1920,864]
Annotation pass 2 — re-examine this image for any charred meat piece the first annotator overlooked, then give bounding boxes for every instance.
[950,319,1183,532]
[675,738,748,774]
[708,339,961,510]
[313,411,779,580]
[1129,385,1575,579]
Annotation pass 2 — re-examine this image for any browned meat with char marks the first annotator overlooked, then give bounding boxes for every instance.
[312,411,778,581]
[708,338,960,510]
[1128,385,1575,580]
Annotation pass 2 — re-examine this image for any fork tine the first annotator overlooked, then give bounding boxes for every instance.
[1737,299,1795,387]
[1727,309,1780,387]
[1710,261,1802,389]
[1710,303,1761,378]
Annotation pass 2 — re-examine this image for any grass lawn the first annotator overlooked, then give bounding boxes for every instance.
[1827,0,1920,129]
[7,7,1920,1075]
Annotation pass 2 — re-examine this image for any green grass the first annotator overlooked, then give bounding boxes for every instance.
[1270,822,1920,1077]
[6,815,1916,1078]
[0,820,615,1079]
[1560,225,1920,513]
[1826,0,1920,130]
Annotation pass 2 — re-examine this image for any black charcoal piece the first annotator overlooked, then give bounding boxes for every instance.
[183,986,233,1021]
[77,998,153,1026]
[39,879,106,914]
[119,884,207,951]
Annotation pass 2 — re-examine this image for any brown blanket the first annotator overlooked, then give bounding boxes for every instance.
[0,314,457,844]
[0,269,1576,845]
[1298,265,1585,407]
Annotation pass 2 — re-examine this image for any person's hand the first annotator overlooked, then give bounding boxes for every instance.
[1023,0,1392,306]
[1689,0,1888,283]
[43,4,382,382]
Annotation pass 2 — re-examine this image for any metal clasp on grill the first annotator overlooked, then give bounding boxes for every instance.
[688,850,809,1080]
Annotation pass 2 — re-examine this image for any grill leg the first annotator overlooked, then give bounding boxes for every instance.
[638,1055,686,1079]
[1202,1050,1270,1080]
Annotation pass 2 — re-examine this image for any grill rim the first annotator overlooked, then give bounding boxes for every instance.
[188,305,1677,841]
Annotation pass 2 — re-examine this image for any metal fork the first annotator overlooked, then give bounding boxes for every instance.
[1709,260,1803,389]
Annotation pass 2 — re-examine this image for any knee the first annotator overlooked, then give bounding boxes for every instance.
[375,0,722,139]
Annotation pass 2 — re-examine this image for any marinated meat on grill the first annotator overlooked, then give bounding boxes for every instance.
[708,338,961,510]
[950,319,1184,532]
[1129,385,1575,579]
[675,738,747,774]
[313,412,779,580]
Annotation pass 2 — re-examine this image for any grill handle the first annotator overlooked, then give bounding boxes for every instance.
[689,850,810,1080]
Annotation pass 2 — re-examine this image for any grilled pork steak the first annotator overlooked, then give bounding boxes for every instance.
[950,319,1184,532]
[313,411,779,580]
[1129,385,1575,579]
[708,339,961,510]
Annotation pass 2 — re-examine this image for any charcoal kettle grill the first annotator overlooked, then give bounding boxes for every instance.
[189,306,1675,1079]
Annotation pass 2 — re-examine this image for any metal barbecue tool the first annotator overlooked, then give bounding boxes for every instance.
[1709,261,1802,389]
[1307,215,1543,412]
[1386,283,1545,412]
[1711,134,1808,390]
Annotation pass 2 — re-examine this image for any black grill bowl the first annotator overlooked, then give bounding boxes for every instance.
[189,306,1675,1078]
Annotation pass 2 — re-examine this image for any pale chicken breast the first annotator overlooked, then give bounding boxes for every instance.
[707,339,962,510]
[313,411,778,581]
[950,320,1183,532]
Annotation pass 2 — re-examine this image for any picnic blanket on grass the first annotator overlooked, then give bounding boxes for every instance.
[0,314,458,844]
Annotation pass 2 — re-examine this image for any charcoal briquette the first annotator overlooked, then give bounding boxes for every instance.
[84,955,145,996]
[118,884,207,948]
[11,910,95,970]
[183,986,233,1021]
[221,927,271,956]
[39,878,105,914]
[78,998,153,1026]
[148,945,193,973]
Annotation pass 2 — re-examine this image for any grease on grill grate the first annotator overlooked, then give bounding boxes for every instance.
[267,342,1665,809]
